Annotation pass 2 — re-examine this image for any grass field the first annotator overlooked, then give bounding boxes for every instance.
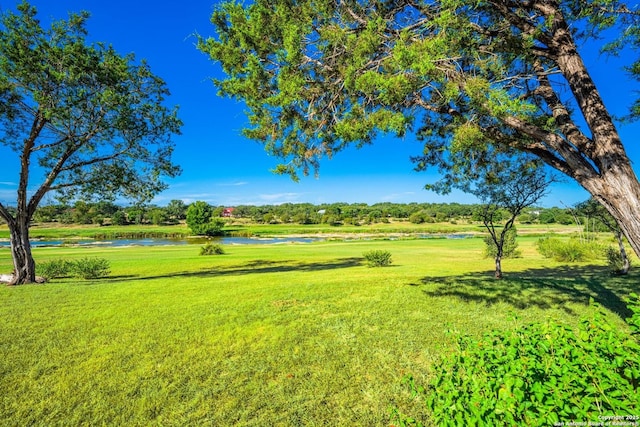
[0,220,579,240]
[0,233,638,425]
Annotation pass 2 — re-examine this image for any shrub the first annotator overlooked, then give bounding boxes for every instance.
[629,293,640,332]
[71,257,111,279]
[38,259,73,279]
[37,257,111,280]
[363,250,393,267]
[409,211,434,224]
[535,236,603,262]
[395,298,640,426]
[200,243,225,255]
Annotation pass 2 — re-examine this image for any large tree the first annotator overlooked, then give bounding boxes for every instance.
[200,0,640,257]
[0,2,182,285]
[576,198,632,274]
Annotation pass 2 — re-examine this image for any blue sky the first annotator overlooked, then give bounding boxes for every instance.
[1,0,638,208]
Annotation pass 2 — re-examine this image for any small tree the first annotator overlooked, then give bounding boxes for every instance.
[484,226,520,260]
[165,199,187,221]
[0,2,181,284]
[456,154,552,278]
[110,210,127,226]
[149,208,169,226]
[186,201,224,236]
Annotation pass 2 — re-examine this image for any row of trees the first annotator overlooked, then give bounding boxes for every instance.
[15,200,582,227]
[28,200,189,226]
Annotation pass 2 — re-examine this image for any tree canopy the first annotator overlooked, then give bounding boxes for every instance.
[200,0,640,257]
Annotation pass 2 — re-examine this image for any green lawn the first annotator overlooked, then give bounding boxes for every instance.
[0,236,637,426]
[0,220,578,240]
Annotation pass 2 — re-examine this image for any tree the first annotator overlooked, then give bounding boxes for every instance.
[200,0,640,258]
[165,199,187,221]
[125,206,147,225]
[186,201,225,236]
[111,210,127,226]
[0,3,181,284]
[149,208,169,226]
[575,198,631,274]
[457,154,551,278]
[484,227,520,261]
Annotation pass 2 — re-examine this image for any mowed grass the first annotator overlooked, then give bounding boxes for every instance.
[0,237,638,426]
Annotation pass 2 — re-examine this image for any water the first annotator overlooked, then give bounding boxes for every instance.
[0,233,474,248]
[0,236,323,248]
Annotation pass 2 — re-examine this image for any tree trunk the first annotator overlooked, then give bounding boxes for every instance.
[534,5,640,261]
[615,230,631,275]
[583,166,640,262]
[494,255,503,279]
[7,217,36,285]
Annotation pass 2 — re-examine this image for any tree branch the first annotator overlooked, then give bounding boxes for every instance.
[0,202,14,226]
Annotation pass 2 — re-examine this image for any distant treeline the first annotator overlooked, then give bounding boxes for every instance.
[1,200,579,227]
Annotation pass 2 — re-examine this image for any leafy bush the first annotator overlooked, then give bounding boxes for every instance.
[536,237,603,262]
[200,243,225,255]
[394,298,640,426]
[629,293,640,332]
[484,227,521,259]
[409,211,435,224]
[38,259,73,279]
[363,250,393,267]
[39,257,110,280]
[605,246,631,274]
[71,257,111,279]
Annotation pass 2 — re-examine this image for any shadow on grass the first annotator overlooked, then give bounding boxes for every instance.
[414,265,640,318]
[104,257,364,283]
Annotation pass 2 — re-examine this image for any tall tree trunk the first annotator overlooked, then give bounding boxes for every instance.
[584,166,640,262]
[7,216,36,285]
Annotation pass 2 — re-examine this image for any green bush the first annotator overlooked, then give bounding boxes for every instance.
[38,257,111,280]
[629,293,640,332]
[394,298,640,426]
[200,243,225,255]
[363,250,392,267]
[38,259,73,279]
[71,257,111,279]
[535,237,603,262]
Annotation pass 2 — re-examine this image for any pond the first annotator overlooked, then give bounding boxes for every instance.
[0,233,475,248]
[0,236,323,248]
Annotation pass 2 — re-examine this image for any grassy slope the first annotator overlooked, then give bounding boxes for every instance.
[0,236,637,426]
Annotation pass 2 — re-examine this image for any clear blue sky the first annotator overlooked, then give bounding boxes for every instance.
[1,0,639,208]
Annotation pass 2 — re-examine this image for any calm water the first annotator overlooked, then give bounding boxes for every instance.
[0,234,474,248]
[0,236,322,248]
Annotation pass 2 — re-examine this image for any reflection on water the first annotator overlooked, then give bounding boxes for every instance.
[0,236,323,248]
[0,234,474,248]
